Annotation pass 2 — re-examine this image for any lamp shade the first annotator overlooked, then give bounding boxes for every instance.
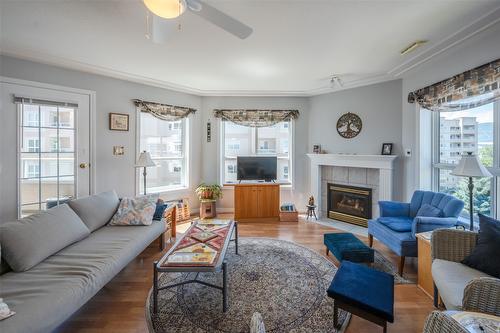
[143,0,186,19]
[136,151,156,168]
[451,153,492,178]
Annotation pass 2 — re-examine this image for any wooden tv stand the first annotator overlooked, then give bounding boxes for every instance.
[233,183,280,222]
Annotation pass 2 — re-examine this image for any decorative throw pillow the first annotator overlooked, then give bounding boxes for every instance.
[461,213,500,278]
[446,311,500,333]
[109,194,159,226]
[416,204,443,218]
[153,198,168,221]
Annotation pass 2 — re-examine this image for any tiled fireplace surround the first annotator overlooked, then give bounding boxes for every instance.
[321,166,380,218]
[308,154,398,223]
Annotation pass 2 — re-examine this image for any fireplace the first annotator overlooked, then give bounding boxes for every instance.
[327,183,372,227]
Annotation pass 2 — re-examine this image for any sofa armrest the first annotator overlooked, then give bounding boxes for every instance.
[378,201,410,217]
[462,277,500,316]
[423,311,467,333]
[431,229,477,262]
[412,217,458,235]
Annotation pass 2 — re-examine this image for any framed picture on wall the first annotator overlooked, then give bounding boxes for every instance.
[381,143,393,155]
[109,113,129,131]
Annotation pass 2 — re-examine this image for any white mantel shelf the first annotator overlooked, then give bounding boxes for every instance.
[307,154,398,218]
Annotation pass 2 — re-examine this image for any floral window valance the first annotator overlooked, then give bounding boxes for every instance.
[213,109,299,127]
[408,59,500,112]
[133,99,196,121]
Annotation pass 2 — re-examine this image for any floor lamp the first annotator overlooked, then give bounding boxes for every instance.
[451,152,492,231]
[136,151,156,195]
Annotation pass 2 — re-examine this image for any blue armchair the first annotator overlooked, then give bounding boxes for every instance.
[368,191,464,276]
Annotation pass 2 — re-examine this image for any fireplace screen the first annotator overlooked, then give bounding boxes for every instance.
[327,183,372,227]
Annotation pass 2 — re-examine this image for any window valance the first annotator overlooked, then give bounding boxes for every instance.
[408,59,500,112]
[133,99,196,121]
[213,109,299,127]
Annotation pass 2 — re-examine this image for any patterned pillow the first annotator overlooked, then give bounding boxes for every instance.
[109,194,159,226]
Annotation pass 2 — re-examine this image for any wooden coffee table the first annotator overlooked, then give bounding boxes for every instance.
[152,220,238,313]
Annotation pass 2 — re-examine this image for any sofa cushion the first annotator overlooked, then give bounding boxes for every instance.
[68,190,120,232]
[432,259,491,310]
[416,204,443,218]
[109,194,158,226]
[378,217,413,232]
[0,220,165,333]
[0,204,90,272]
[462,214,500,278]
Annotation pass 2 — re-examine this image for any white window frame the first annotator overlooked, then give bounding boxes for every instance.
[430,101,500,220]
[219,120,294,185]
[136,111,189,194]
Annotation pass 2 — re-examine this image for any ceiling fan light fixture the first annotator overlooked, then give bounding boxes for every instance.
[143,0,186,19]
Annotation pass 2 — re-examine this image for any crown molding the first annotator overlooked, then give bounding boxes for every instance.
[388,5,500,77]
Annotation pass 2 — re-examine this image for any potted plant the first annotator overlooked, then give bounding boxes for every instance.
[195,183,223,202]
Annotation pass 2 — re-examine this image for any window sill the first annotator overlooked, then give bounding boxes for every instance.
[142,186,190,195]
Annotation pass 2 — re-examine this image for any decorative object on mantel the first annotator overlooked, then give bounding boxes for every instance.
[109,113,129,131]
[113,146,125,156]
[336,112,362,139]
[313,144,321,154]
[408,59,499,112]
[133,99,196,121]
[213,109,299,127]
[451,152,492,231]
[381,143,393,155]
[136,151,156,195]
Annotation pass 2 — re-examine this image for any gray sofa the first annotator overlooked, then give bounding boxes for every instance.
[0,191,166,333]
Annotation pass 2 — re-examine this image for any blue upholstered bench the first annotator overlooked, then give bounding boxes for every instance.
[324,233,374,263]
[328,261,394,333]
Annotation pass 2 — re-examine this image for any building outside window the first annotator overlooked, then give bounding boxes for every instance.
[221,121,292,183]
[139,113,188,193]
[432,100,499,219]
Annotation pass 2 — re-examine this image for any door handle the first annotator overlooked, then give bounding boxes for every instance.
[79,163,89,169]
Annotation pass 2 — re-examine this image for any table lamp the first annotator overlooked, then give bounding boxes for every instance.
[136,151,156,195]
[451,152,492,230]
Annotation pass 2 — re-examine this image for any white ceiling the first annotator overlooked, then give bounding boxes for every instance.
[1,0,499,96]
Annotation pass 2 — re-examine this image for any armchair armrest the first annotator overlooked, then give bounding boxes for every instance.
[423,311,467,333]
[412,217,458,235]
[431,229,478,262]
[378,201,410,217]
[462,277,500,316]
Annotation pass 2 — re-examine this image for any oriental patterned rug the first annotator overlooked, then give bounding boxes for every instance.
[146,237,351,333]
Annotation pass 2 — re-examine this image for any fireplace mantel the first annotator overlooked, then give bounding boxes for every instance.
[307,154,398,219]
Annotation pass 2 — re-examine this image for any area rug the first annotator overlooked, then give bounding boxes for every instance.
[373,250,413,284]
[146,237,351,333]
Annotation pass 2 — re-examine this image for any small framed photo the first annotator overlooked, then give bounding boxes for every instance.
[109,113,129,131]
[381,143,393,155]
[313,144,321,154]
[113,146,125,156]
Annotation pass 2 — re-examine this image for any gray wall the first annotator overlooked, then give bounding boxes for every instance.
[308,79,404,200]
[400,22,500,201]
[0,55,203,221]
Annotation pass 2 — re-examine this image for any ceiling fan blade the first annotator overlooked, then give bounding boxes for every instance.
[150,13,178,44]
[187,0,252,39]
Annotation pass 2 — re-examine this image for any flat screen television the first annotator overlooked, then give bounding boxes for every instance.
[237,156,277,181]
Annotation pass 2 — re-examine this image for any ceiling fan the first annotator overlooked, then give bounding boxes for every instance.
[143,0,253,42]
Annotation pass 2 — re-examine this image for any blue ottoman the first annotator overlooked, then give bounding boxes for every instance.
[324,233,374,263]
[328,261,394,332]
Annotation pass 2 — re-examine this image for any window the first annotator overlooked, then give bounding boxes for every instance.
[221,121,292,183]
[18,103,76,217]
[139,113,188,193]
[432,99,499,220]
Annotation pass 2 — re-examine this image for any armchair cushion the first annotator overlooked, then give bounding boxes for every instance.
[378,217,413,232]
[412,216,458,236]
[462,214,500,278]
[379,201,410,217]
[416,204,443,218]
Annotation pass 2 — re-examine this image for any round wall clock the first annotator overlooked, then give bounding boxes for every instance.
[336,112,362,139]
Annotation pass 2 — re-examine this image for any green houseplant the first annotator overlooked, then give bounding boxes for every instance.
[195,183,223,201]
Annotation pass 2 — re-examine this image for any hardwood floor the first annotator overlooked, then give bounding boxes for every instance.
[56,217,434,333]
